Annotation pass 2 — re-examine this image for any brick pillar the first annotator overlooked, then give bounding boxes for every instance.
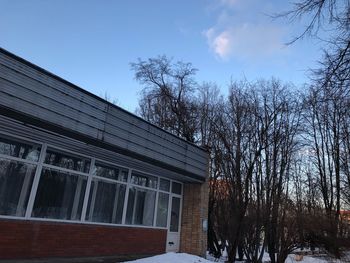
[180,180,208,257]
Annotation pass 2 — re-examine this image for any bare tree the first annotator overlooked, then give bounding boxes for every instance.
[257,80,303,263]
[280,0,350,86]
[131,56,198,142]
[132,54,350,261]
[211,80,268,262]
[196,83,224,257]
[210,79,305,263]
[279,1,350,256]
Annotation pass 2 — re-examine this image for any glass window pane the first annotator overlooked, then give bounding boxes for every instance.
[125,187,156,226]
[0,136,41,161]
[172,182,182,195]
[131,172,157,189]
[156,192,169,227]
[170,197,181,232]
[32,168,87,220]
[86,179,126,224]
[159,178,170,192]
[94,162,128,182]
[0,158,36,216]
[44,149,90,173]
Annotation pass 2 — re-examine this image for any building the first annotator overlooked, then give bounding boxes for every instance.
[0,48,209,260]
[340,210,350,223]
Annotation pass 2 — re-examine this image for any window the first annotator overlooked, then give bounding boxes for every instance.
[32,168,87,220]
[86,179,126,224]
[156,192,169,227]
[0,158,36,216]
[172,182,182,195]
[125,187,156,226]
[170,197,181,232]
[0,136,40,217]
[159,178,170,192]
[85,162,128,224]
[0,134,183,230]
[131,171,157,189]
[94,162,128,182]
[44,149,90,173]
[0,136,41,161]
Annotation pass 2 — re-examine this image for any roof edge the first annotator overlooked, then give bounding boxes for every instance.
[0,105,206,183]
[0,47,208,153]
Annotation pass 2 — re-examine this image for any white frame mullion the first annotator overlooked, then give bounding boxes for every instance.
[111,183,121,223]
[166,194,173,230]
[16,167,34,216]
[93,175,128,185]
[166,180,183,243]
[71,175,84,220]
[25,143,47,219]
[0,153,39,165]
[153,177,160,227]
[81,158,95,221]
[0,214,168,229]
[44,145,92,163]
[41,163,90,177]
[0,132,186,231]
[87,179,98,221]
[121,168,132,224]
[128,184,157,191]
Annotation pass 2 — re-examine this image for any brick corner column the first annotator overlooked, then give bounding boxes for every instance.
[180,179,209,257]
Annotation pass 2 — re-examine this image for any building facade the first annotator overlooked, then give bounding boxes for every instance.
[0,48,208,260]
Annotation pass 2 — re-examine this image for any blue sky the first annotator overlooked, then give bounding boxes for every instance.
[0,0,323,112]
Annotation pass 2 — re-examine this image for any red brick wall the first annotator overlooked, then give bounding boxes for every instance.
[180,181,208,257]
[0,219,167,259]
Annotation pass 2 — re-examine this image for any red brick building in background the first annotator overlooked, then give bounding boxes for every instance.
[340,210,350,223]
[0,48,209,260]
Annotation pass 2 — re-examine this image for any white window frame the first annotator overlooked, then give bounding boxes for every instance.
[0,131,183,231]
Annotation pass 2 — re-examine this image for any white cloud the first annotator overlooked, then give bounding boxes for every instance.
[204,28,232,60]
[204,23,286,61]
[204,0,289,61]
[213,31,232,59]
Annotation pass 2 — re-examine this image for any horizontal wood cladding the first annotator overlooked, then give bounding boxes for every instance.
[0,49,208,180]
[0,115,203,182]
[0,219,166,259]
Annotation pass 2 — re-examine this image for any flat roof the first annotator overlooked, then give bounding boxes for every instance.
[0,47,208,182]
[0,47,207,153]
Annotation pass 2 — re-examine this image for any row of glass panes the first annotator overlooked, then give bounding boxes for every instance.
[0,135,182,229]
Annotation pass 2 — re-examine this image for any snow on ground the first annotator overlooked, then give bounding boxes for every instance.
[123,252,350,263]
[285,254,328,263]
[285,252,350,263]
[124,252,213,263]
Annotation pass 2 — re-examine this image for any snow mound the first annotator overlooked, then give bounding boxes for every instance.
[124,252,349,263]
[124,252,213,263]
[285,254,328,263]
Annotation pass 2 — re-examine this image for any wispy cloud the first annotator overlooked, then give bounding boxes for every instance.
[204,28,231,60]
[204,23,286,60]
[204,0,288,61]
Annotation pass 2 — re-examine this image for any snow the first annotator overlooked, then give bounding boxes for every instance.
[124,252,214,263]
[285,255,328,263]
[285,253,350,263]
[123,252,350,263]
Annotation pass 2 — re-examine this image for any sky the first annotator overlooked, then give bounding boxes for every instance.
[0,0,324,112]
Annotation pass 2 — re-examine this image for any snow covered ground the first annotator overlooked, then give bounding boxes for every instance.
[124,252,350,263]
[124,252,213,263]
